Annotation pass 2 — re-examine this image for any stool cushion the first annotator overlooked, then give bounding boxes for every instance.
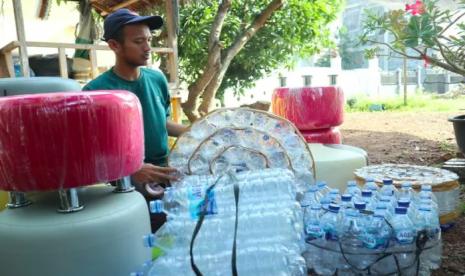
[272,86,344,130]
[0,91,144,191]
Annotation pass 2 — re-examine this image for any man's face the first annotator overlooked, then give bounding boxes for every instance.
[117,24,152,66]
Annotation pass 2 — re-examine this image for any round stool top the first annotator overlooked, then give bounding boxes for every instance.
[0,91,144,191]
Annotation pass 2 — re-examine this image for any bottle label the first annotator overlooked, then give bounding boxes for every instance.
[306,224,324,240]
[395,229,415,244]
[187,182,218,219]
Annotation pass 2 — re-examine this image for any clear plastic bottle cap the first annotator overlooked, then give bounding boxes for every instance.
[317,181,327,188]
[149,200,163,213]
[142,233,155,248]
[308,185,319,192]
[421,185,432,191]
[401,182,412,188]
[347,180,357,187]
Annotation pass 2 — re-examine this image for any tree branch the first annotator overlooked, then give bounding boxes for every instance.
[434,37,465,73]
[365,39,422,60]
[223,0,284,64]
[208,0,232,51]
[439,11,465,36]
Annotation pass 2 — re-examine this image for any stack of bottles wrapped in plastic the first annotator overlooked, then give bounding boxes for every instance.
[303,178,442,275]
[134,108,316,275]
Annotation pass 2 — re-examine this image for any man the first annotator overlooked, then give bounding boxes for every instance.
[83,9,188,230]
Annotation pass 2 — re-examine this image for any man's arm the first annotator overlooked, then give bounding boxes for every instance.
[166,120,188,137]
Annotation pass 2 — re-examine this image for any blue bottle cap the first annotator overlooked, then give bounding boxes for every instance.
[382,179,393,185]
[361,190,372,197]
[395,207,408,214]
[329,203,340,212]
[354,201,366,210]
[341,194,352,202]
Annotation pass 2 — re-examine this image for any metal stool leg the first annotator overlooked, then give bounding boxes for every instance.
[57,188,84,213]
[7,191,32,208]
[113,176,135,193]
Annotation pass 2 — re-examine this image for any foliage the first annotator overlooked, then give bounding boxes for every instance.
[361,0,465,76]
[345,93,465,112]
[178,0,343,100]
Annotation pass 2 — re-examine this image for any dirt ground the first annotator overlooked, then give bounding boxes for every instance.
[340,111,464,275]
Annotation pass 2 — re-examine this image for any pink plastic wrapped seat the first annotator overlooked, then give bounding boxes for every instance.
[300,127,342,144]
[272,86,344,130]
[0,91,144,191]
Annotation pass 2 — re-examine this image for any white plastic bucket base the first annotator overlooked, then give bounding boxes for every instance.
[309,143,368,191]
[0,185,151,276]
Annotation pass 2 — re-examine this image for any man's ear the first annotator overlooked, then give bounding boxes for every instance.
[107,39,122,53]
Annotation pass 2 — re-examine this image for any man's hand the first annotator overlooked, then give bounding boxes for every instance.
[131,163,179,185]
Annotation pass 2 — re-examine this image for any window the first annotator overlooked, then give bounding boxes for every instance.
[279,76,287,87]
[302,75,312,86]
[329,75,338,85]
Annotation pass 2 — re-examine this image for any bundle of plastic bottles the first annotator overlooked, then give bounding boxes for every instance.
[303,179,442,275]
[140,168,307,276]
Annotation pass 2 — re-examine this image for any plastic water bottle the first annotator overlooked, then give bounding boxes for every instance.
[391,207,417,275]
[315,204,341,275]
[319,194,332,212]
[316,180,331,198]
[374,202,392,223]
[340,193,353,212]
[398,182,415,201]
[363,180,379,197]
[303,204,324,270]
[345,180,362,199]
[328,188,341,204]
[361,189,376,212]
[416,185,438,205]
[301,185,320,207]
[378,196,395,219]
[397,199,416,221]
[415,205,442,271]
[380,179,398,197]
[366,209,393,274]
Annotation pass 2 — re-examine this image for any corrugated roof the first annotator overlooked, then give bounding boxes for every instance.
[90,0,163,16]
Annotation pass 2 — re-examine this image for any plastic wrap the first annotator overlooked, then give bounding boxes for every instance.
[0,91,144,191]
[301,127,342,144]
[354,164,461,225]
[272,86,344,131]
[169,108,315,194]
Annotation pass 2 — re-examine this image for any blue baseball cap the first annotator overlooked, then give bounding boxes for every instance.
[103,9,163,41]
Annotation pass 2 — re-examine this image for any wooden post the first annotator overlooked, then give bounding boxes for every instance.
[403,55,407,105]
[12,0,30,77]
[165,0,182,123]
[58,48,68,78]
[89,49,98,78]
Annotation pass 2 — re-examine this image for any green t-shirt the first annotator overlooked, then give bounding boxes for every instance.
[83,67,170,166]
